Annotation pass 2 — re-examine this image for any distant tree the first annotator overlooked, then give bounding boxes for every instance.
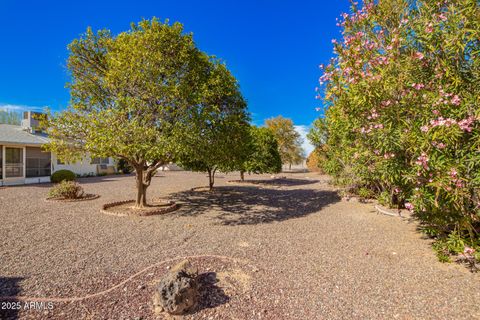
[44,19,215,208]
[265,115,304,170]
[239,126,282,180]
[0,110,21,125]
[178,61,250,190]
[307,118,328,148]
[306,147,326,173]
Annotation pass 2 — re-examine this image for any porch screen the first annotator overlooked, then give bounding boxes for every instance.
[5,147,23,178]
[26,147,51,177]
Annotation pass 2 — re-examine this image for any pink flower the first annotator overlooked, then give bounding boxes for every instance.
[464,247,475,255]
[450,169,458,178]
[415,153,429,170]
[425,23,434,33]
[405,203,414,211]
[458,117,475,132]
[411,83,425,90]
[421,125,429,132]
[414,52,424,60]
[451,95,461,106]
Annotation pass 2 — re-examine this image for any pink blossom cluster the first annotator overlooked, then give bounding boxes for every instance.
[414,52,424,60]
[449,168,465,188]
[367,109,379,120]
[425,23,434,33]
[422,116,476,133]
[411,83,425,90]
[405,202,414,211]
[383,152,395,159]
[435,90,461,106]
[415,153,429,170]
[336,2,373,27]
[360,123,384,134]
[432,141,446,149]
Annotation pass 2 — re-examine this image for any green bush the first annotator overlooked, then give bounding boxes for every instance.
[48,181,84,199]
[51,170,76,183]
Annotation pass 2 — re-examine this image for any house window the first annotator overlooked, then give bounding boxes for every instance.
[26,147,51,178]
[5,147,23,178]
[91,157,109,165]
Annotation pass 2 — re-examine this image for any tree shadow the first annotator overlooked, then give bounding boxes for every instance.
[171,185,340,225]
[233,178,319,187]
[196,272,230,311]
[0,277,23,320]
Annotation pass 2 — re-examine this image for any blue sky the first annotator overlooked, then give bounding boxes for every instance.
[0,0,350,154]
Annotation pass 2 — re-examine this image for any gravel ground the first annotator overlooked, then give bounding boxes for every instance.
[0,171,479,319]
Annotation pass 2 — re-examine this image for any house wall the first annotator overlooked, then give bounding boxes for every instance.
[51,153,101,176]
[0,145,116,185]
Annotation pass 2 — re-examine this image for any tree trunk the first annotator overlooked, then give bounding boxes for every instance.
[207,168,216,191]
[135,167,148,208]
[240,171,245,181]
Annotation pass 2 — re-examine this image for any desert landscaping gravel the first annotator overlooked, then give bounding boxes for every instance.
[1,171,479,319]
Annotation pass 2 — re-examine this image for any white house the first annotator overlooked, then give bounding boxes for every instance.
[0,111,116,186]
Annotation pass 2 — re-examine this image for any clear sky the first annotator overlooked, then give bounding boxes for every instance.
[0,0,350,154]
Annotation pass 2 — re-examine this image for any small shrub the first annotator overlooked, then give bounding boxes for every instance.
[357,187,374,200]
[48,181,84,199]
[51,170,76,183]
[378,191,393,208]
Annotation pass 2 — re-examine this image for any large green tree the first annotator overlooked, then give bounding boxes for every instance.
[239,126,282,180]
[178,61,250,190]
[45,19,216,208]
[265,115,304,169]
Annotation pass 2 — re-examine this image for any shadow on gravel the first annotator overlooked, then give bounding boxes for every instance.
[232,178,319,187]
[172,185,340,225]
[0,276,22,320]
[196,272,230,311]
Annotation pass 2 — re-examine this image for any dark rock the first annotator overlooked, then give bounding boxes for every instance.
[154,259,199,315]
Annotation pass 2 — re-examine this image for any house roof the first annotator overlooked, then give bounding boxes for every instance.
[0,124,50,146]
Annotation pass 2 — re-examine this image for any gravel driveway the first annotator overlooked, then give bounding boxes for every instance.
[0,171,478,319]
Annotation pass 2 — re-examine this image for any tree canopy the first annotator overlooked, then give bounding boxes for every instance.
[265,115,304,168]
[178,61,250,190]
[44,18,237,207]
[239,126,282,180]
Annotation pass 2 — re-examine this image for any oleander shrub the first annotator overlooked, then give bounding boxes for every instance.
[51,169,76,183]
[317,0,480,263]
[48,181,84,199]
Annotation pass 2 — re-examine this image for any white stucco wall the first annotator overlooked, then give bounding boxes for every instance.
[51,153,115,176]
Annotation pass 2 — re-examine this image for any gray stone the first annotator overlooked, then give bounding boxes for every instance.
[154,259,199,315]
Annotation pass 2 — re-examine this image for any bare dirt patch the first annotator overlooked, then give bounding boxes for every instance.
[1,172,479,319]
